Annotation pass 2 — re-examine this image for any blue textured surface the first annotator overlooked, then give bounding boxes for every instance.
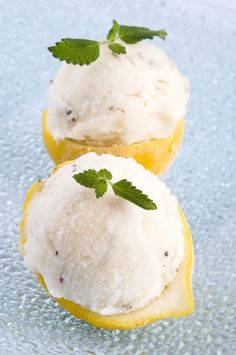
[0,0,236,354]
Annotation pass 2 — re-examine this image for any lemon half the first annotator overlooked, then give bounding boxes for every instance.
[19,161,194,330]
[42,110,185,175]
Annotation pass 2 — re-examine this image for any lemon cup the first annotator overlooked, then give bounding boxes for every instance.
[44,41,189,174]
[20,155,194,330]
[42,110,185,175]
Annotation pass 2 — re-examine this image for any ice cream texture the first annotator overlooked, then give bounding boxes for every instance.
[47,42,189,145]
[21,153,185,315]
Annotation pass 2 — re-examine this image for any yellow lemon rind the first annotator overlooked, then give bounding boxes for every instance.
[42,109,185,175]
[19,162,194,330]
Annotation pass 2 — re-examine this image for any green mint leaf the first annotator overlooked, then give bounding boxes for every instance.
[73,169,109,198]
[108,43,126,54]
[98,169,112,180]
[112,179,157,210]
[48,38,100,65]
[95,179,107,198]
[48,21,167,66]
[73,169,98,188]
[73,169,157,209]
[107,19,119,42]
[118,25,167,44]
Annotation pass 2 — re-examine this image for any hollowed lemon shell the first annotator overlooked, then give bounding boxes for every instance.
[42,110,185,175]
[19,161,194,330]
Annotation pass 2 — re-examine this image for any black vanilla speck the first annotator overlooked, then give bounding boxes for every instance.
[123,304,132,310]
[164,251,169,257]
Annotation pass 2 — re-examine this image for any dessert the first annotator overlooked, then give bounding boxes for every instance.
[43,20,189,174]
[19,153,194,329]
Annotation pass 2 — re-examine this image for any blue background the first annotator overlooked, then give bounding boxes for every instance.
[0,0,236,353]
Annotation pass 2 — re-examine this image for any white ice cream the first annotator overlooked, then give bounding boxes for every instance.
[23,153,184,315]
[47,42,189,145]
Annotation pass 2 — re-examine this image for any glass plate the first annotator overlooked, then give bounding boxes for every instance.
[0,0,235,353]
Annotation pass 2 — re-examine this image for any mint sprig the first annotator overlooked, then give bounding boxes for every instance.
[73,169,157,210]
[48,19,167,65]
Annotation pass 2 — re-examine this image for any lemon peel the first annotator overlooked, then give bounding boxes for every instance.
[42,110,184,175]
[19,161,194,330]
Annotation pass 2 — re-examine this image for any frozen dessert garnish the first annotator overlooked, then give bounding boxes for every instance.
[48,19,167,65]
[73,168,157,210]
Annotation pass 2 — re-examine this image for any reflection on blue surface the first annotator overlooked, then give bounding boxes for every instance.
[0,0,236,353]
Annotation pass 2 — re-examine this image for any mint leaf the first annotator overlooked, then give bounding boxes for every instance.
[73,169,98,188]
[73,169,109,198]
[118,25,167,44]
[112,179,157,210]
[98,169,112,180]
[108,43,126,54]
[107,19,119,42]
[48,38,100,65]
[48,21,167,65]
[73,168,157,210]
[95,179,107,198]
